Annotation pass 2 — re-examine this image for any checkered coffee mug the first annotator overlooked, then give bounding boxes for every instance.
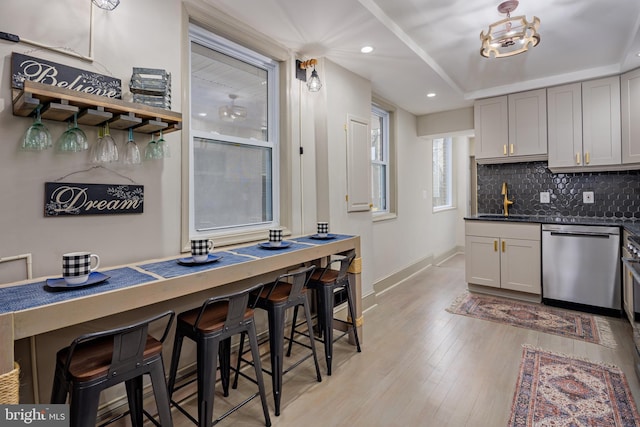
[62,252,100,285]
[269,228,283,246]
[317,222,329,236]
[191,239,213,262]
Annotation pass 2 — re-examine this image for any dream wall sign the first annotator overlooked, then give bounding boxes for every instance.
[12,52,122,99]
[44,183,143,216]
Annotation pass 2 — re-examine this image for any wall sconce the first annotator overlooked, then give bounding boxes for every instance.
[92,0,120,11]
[296,59,322,92]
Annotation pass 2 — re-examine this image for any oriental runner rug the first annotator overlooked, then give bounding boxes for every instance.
[446,292,617,348]
[509,345,640,426]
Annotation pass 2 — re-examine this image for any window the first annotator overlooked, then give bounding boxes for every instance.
[371,105,389,214]
[188,25,279,236]
[432,137,453,210]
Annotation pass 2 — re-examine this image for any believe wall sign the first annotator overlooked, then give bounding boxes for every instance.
[12,53,122,99]
[44,183,144,216]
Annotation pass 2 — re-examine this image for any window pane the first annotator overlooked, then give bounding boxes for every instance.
[432,137,452,209]
[194,137,273,231]
[191,42,268,141]
[370,112,383,162]
[371,164,387,212]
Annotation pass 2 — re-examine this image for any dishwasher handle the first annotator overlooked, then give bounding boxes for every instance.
[548,231,611,239]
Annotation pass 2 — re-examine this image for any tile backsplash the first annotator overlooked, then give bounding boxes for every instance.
[477,162,640,219]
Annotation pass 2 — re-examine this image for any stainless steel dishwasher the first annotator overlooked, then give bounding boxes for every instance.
[542,224,621,314]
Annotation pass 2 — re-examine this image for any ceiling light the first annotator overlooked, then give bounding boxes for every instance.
[297,59,323,92]
[480,0,540,58]
[198,112,207,117]
[92,0,120,10]
[427,92,436,98]
[360,46,374,54]
[218,94,247,122]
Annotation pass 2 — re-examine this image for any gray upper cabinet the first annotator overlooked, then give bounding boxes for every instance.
[622,68,640,165]
[548,76,621,172]
[474,89,547,164]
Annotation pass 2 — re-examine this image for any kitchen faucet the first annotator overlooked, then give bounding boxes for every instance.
[501,182,514,217]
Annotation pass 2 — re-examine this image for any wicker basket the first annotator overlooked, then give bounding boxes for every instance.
[0,362,19,404]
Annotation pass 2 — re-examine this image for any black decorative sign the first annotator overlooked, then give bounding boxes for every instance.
[12,52,122,99]
[44,183,143,216]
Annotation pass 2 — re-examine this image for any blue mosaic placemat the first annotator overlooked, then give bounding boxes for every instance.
[291,234,354,245]
[0,267,157,314]
[231,241,312,258]
[138,252,253,279]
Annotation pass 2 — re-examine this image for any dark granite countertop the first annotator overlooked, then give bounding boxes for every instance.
[465,214,640,235]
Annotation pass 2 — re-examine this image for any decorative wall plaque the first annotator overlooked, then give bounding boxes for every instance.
[12,53,122,99]
[44,182,143,216]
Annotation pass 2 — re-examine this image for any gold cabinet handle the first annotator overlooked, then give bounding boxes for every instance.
[576,152,581,165]
[585,152,590,164]
[510,144,514,155]
[503,145,507,155]
[494,240,498,252]
[502,241,506,252]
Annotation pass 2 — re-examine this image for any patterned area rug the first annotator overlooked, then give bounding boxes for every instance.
[446,292,617,348]
[509,345,640,426]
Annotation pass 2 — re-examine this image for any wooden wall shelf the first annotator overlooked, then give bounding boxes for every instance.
[12,81,182,134]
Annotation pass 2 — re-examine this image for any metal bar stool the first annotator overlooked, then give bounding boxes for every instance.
[233,265,322,416]
[50,310,175,427]
[287,253,361,375]
[167,283,271,427]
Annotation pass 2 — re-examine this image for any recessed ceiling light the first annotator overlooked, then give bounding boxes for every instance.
[360,46,374,54]
[198,112,207,117]
[427,92,436,98]
[637,52,640,57]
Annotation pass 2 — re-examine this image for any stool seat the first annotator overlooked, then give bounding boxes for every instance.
[178,302,254,333]
[50,310,175,427]
[57,336,162,382]
[309,269,339,283]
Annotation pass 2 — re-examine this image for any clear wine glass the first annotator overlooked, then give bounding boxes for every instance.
[56,120,82,153]
[156,130,170,158]
[144,133,160,160]
[122,128,141,165]
[21,106,52,151]
[69,112,88,151]
[96,122,118,162]
[90,127,104,163]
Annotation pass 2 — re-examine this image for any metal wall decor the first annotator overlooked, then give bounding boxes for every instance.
[130,67,171,109]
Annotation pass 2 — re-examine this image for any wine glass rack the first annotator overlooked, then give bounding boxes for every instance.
[12,80,181,134]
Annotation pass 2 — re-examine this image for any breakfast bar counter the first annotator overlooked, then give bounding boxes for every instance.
[0,234,362,397]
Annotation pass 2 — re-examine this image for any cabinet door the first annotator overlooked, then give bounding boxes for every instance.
[547,83,582,169]
[465,236,501,288]
[621,68,640,164]
[474,96,508,160]
[582,76,621,167]
[500,238,541,294]
[508,89,547,157]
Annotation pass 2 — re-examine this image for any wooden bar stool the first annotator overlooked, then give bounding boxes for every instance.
[233,265,322,416]
[167,283,271,427]
[50,310,175,427]
[288,253,361,375]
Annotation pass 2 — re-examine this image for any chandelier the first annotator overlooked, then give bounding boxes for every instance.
[218,94,247,122]
[480,0,540,58]
[92,0,120,10]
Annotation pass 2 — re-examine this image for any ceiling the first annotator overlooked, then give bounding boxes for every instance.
[203,0,640,116]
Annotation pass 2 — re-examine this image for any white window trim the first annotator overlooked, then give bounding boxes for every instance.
[432,137,455,212]
[371,104,390,216]
[187,24,280,243]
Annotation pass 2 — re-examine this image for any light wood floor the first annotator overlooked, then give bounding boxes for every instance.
[112,254,640,426]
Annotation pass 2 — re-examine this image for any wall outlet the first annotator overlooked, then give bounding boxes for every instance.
[540,192,550,203]
[583,191,594,204]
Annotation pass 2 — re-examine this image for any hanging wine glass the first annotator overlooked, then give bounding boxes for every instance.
[144,133,160,160]
[90,127,104,164]
[69,112,88,151]
[21,106,52,151]
[96,122,118,162]
[56,120,82,153]
[156,130,170,158]
[122,128,141,165]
